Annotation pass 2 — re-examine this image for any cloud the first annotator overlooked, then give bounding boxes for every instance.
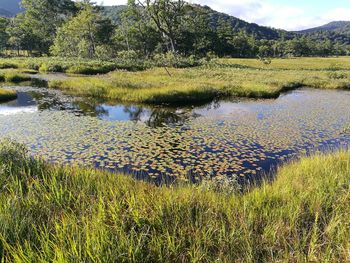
[94,0,349,31]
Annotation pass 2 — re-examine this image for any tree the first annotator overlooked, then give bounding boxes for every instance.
[6,13,37,55]
[113,0,161,56]
[136,0,187,53]
[0,17,9,52]
[51,3,114,58]
[19,0,76,54]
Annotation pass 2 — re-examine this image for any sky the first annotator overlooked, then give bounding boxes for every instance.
[96,0,350,31]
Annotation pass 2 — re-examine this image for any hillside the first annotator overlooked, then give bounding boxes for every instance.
[102,4,290,41]
[297,21,350,45]
[298,21,350,34]
[2,1,350,44]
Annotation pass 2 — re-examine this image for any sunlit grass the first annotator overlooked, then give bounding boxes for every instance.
[0,88,17,102]
[49,62,350,103]
[0,57,149,75]
[0,69,32,83]
[218,56,350,70]
[0,140,348,262]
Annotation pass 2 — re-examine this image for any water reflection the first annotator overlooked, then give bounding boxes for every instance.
[0,87,203,127]
[0,86,350,184]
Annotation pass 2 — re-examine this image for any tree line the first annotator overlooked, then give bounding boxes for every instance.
[0,0,349,59]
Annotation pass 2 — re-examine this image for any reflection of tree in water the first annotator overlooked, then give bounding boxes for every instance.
[22,89,218,127]
[73,100,108,117]
[123,106,193,128]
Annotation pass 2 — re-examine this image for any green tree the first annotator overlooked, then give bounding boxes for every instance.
[137,0,187,53]
[19,0,76,54]
[6,13,37,55]
[0,17,9,52]
[113,0,160,56]
[51,3,114,58]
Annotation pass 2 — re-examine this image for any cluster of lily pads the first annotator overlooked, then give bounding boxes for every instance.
[0,88,349,183]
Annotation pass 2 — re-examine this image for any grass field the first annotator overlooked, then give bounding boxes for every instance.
[0,57,149,75]
[49,57,350,104]
[0,140,349,262]
[1,57,350,104]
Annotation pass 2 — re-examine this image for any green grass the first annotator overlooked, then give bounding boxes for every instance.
[0,140,349,262]
[218,57,350,70]
[0,57,150,75]
[0,70,31,83]
[0,89,17,102]
[48,57,350,104]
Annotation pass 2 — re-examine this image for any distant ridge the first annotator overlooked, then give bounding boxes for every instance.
[1,0,350,44]
[298,21,350,33]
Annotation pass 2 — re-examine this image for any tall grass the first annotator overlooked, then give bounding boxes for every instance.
[0,140,349,262]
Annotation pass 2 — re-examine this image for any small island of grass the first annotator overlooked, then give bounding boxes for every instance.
[0,88,17,102]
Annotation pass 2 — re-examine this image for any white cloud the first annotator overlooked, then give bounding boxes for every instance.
[94,0,350,31]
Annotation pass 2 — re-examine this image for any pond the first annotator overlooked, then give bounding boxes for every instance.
[0,85,350,184]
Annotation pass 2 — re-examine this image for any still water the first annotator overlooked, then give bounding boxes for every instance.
[0,86,349,184]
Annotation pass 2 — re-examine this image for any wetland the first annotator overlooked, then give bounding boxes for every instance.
[1,83,349,184]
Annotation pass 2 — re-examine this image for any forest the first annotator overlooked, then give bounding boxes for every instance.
[0,0,349,60]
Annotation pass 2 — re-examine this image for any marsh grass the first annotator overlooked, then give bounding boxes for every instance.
[0,70,31,83]
[0,57,150,75]
[0,89,17,102]
[49,62,350,104]
[0,140,349,262]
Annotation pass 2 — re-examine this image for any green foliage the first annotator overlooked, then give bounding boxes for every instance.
[51,3,113,59]
[1,0,350,58]
[0,18,9,52]
[0,140,349,261]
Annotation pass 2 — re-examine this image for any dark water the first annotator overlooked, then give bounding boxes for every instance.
[0,86,349,184]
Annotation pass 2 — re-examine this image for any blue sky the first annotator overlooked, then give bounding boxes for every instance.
[96,0,350,30]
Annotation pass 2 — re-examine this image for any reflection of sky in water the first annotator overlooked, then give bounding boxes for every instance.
[0,106,37,116]
[0,87,350,184]
[98,104,154,122]
[0,92,38,115]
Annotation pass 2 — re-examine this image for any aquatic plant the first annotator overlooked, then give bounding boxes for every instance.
[0,89,349,182]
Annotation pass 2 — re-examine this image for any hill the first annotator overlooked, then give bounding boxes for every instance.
[297,21,350,45]
[102,4,291,41]
[298,21,350,34]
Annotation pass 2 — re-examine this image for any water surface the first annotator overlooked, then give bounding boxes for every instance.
[0,86,349,184]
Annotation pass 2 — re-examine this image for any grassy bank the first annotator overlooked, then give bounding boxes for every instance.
[0,140,349,262]
[0,89,17,102]
[0,57,150,75]
[49,61,350,104]
[0,70,32,83]
[1,57,350,104]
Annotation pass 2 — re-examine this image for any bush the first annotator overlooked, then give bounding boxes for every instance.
[39,63,64,73]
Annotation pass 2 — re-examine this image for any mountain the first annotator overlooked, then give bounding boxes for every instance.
[297,21,350,45]
[298,21,350,34]
[102,4,291,41]
[0,0,22,17]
